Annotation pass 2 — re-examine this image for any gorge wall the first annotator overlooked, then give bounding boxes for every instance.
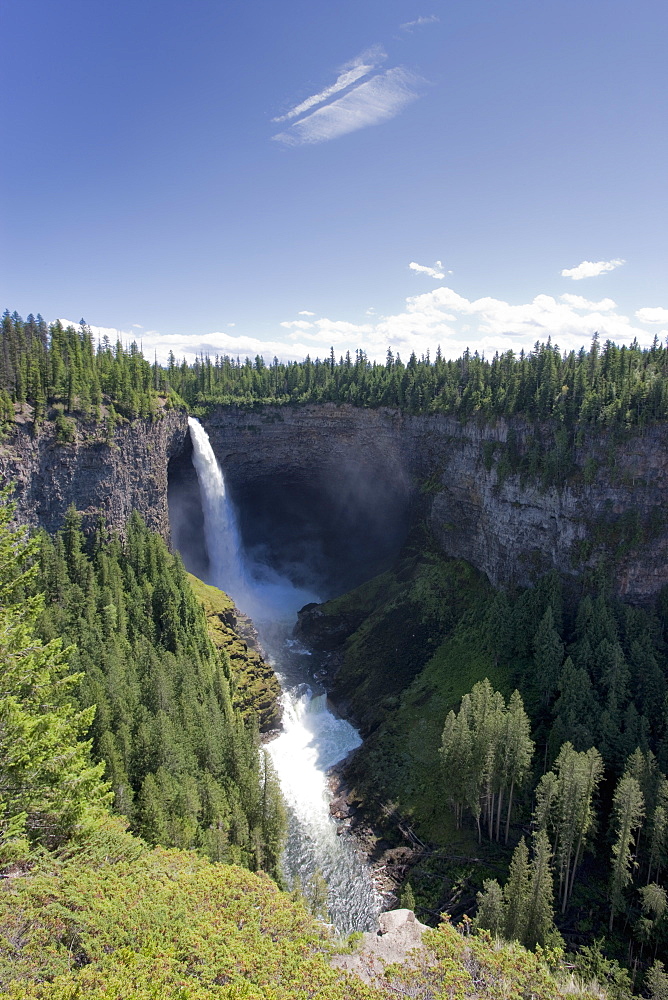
[201,404,668,604]
[0,406,188,538]
[1,401,667,603]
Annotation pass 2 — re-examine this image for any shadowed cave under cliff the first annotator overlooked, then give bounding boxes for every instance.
[167,433,413,601]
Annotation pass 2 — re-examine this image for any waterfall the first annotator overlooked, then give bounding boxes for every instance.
[187,418,382,932]
[187,417,252,612]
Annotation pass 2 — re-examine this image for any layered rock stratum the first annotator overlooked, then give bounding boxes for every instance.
[2,401,667,602]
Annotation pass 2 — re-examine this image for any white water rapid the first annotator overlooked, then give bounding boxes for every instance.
[187,417,382,933]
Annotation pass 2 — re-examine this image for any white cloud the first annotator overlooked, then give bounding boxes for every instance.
[636,306,668,324]
[560,294,617,312]
[67,280,659,371]
[273,66,421,145]
[561,258,625,280]
[272,47,386,124]
[409,260,446,280]
[298,310,315,316]
[400,14,439,30]
[263,286,651,363]
[59,320,142,345]
[280,319,314,330]
[144,330,318,364]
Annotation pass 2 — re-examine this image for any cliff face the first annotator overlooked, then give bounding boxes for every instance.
[203,404,668,603]
[2,401,666,604]
[0,406,189,539]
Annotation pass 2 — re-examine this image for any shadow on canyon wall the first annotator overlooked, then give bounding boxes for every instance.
[168,431,413,602]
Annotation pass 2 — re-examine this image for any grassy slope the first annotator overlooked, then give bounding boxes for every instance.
[188,573,282,730]
[325,545,494,732]
[0,816,601,1000]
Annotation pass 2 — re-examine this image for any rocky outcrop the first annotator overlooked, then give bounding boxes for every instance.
[203,404,668,603]
[331,909,430,982]
[187,572,282,731]
[0,406,189,539]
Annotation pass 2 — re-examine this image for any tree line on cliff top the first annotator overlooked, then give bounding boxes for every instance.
[3,309,668,431]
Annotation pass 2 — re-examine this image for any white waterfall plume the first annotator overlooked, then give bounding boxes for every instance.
[187,416,252,610]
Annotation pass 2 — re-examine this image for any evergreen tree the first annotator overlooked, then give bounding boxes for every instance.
[533,606,564,705]
[499,689,534,843]
[474,879,505,936]
[524,828,557,950]
[609,774,645,930]
[535,742,604,912]
[503,836,531,943]
[32,511,286,879]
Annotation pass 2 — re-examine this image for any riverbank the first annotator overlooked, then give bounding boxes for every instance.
[327,755,425,913]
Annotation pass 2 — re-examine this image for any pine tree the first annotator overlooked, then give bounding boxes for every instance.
[499,689,534,843]
[646,960,668,1000]
[524,829,557,949]
[551,657,599,755]
[474,879,505,936]
[609,774,645,930]
[533,606,564,705]
[503,836,530,943]
[535,742,604,912]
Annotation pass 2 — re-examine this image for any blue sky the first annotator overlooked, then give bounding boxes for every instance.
[1,0,667,363]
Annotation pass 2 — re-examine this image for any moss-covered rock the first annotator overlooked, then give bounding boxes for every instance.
[188,573,282,731]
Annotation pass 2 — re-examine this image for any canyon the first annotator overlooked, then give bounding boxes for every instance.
[1,402,667,603]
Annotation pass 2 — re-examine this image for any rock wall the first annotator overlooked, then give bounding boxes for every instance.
[203,404,668,603]
[1,400,666,603]
[0,406,189,539]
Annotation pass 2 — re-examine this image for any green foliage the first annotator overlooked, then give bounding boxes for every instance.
[0,829,602,999]
[0,836,369,999]
[535,743,604,914]
[399,880,416,911]
[33,510,285,878]
[439,681,534,843]
[7,312,668,458]
[385,919,598,1000]
[53,408,76,443]
[0,312,169,424]
[647,959,668,1000]
[187,572,282,730]
[571,940,633,1000]
[0,493,108,861]
[608,774,645,930]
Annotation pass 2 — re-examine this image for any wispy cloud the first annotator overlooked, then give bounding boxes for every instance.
[400,14,439,31]
[272,47,386,124]
[298,310,315,316]
[273,67,421,146]
[409,260,448,280]
[561,258,625,280]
